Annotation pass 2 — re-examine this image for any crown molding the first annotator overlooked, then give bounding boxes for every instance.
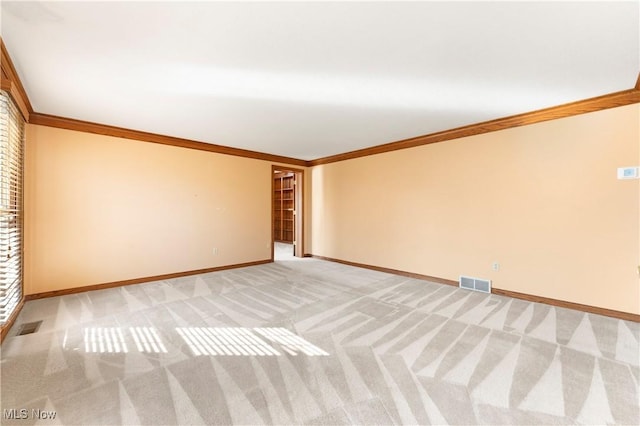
[29,113,309,166]
[1,38,33,116]
[309,78,640,166]
[28,83,640,168]
[3,37,638,167]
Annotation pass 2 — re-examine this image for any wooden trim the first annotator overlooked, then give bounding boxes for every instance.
[293,168,305,258]
[29,113,308,167]
[311,254,640,322]
[309,255,458,286]
[25,84,640,168]
[492,288,640,323]
[0,38,33,114]
[272,166,306,174]
[22,85,640,169]
[1,80,30,121]
[636,72,640,90]
[24,259,271,301]
[0,297,25,344]
[309,86,640,166]
[271,168,275,261]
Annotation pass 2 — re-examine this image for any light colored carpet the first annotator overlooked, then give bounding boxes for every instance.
[1,257,638,425]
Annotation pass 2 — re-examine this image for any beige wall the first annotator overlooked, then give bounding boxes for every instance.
[23,104,639,314]
[311,104,640,314]
[24,125,276,295]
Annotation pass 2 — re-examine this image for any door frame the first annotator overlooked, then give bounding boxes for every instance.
[271,165,305,260]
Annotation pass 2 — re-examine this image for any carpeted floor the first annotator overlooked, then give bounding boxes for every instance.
[1,255,638,425]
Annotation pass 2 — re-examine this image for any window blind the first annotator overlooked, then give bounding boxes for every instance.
[0,91,24,326]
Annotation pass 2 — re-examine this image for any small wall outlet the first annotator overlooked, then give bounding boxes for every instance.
[492,262,500,271]
[212,248,219,255]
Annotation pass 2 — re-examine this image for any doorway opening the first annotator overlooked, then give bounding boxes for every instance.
[272,165,304,261]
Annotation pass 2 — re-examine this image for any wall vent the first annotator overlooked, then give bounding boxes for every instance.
[459,276,491,293]
[17,321,42,336]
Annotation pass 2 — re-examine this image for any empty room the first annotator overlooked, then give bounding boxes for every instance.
[1,1,639,425]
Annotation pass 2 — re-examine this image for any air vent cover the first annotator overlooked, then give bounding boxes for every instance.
[459,276,491,293]
[17,321,42,336]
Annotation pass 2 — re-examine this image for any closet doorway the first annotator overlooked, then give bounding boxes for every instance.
[272,166,304,260]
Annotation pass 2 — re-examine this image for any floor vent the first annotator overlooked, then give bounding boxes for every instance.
[17,321,43,336]
[459,276,492,293]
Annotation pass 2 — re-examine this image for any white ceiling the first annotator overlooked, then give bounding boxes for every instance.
[1,1,638,160]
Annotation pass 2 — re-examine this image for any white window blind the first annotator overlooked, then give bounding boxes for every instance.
[0,91,24,326]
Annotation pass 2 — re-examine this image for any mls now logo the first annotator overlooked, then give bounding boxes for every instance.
[4,408,57,420]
